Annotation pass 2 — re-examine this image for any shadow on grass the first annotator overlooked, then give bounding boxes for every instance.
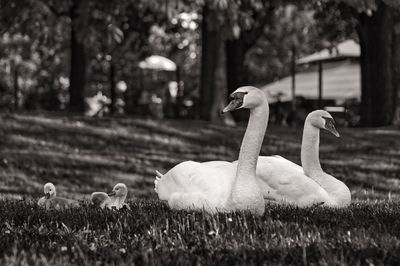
[1,113,399,201]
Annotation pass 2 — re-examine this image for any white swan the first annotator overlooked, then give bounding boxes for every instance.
[90,183,130,210]
[37,182,79,210]
[245,110,351,207]
[154,86,268,215]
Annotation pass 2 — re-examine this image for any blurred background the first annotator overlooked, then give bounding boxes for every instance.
[0,0,399,127]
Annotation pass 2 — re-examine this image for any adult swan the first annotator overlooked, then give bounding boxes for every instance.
[249,110,351,207]
[154,86,268,215]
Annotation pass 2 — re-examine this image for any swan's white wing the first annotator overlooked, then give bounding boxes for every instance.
[155,160,236,208]
[201,161,233,168]
[232,155,303,187]
[235,156,331,207]
[268,155,304,173]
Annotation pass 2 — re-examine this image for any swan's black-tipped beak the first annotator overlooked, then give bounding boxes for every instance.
[108,191,116,197]
[45,193,51,199]
[221,91,247,113]
[222,99,242,113]
[323,117,340,137]
[221,101,239,113]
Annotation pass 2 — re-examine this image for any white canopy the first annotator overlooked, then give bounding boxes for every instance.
[139,55,177,71]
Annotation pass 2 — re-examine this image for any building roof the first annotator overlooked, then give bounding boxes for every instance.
[296,39,360,65]
[261,60,360,103]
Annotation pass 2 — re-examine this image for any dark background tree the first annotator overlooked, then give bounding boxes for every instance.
[318,0,400,126]
[199,2,226,121]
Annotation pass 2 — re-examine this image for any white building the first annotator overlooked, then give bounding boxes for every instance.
[261,40,360,105]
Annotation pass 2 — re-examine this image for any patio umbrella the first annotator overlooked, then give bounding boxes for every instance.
[138,55,177,71]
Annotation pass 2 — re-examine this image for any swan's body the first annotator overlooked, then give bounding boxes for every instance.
[155,161,237,212]
[90,183,130,210]
[246,110,351,207]
[37,183,79,210]
[154,86,268,215]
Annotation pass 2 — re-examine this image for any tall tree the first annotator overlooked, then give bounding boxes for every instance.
[391,11,400,126]
[68,0,89,113]
[357,2,394,126]
[330,0,400,126]
[199,2,227,121]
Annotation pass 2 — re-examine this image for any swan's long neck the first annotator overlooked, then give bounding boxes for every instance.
[230,100,268,214]
[236,103,269,179]
[301,122,323,178]
[301,121,351,206]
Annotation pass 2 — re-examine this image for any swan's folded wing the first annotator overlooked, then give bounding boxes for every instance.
[251,156,331,206]
[268,156,304,173]
[232,155,303,185]
[250,156,300,188]
[201,161,233,168]
[157,160,236,201]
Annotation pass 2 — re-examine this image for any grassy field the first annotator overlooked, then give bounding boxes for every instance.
[1,112,400,265]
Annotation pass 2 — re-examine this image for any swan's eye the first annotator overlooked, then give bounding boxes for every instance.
[322,116,335,124]
[230,91,248,100]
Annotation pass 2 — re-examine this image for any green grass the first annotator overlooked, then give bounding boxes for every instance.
[1,112,400,265]
[1,200,400,265]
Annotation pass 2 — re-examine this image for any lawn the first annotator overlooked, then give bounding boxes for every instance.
[0,112,400,265]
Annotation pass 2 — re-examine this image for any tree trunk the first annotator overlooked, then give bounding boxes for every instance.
[357,2,394,126]
[199,5,225,121]
[109,61,116,114]
[392,12,400,126]
[225,38,249,121]
[68,1,87,113]
[226,38,247,96]
[212,37,229,122]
